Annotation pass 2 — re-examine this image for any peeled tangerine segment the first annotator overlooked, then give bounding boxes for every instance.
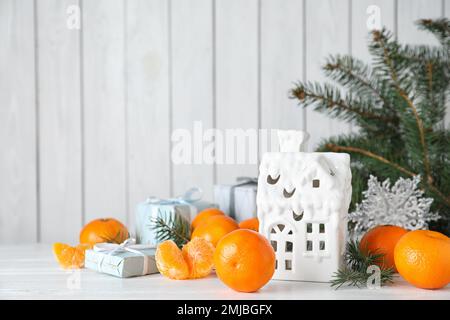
[182,238,215,279]
[53,243,91,269]
[156,240,190,280]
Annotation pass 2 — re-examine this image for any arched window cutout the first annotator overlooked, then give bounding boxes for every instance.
[269,223,294,273]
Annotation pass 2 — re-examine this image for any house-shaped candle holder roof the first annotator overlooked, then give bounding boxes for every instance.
[257,130,352,282]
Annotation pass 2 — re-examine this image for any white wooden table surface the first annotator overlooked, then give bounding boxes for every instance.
[1,245,449,300]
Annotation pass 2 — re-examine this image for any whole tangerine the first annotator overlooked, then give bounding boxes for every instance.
[394,230,450,289]
[238,217,259,232]
[360,225,408,271]
[191,208,225,230]
[79,218,129,246]
[214,229,275,293]
[191,215,238,247]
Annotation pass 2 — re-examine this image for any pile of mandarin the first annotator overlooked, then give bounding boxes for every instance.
[156,209,275,293]
[52,208,450,292]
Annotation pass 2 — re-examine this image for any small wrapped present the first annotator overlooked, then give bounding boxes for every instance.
[84,239,158,278]
[214,177,257,221]
[135,187,217,245]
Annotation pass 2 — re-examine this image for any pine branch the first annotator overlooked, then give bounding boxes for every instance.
[290,18,450,235]
[371,29,433,183]
[417,18,450,48]
[325,144,415,176]
[323,55,396,114]
[325,143,450,208]
[150,210,191,248]
[331,241,395,289]
[291,82,396,123]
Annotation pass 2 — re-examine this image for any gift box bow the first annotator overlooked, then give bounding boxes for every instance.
[93,238,156,276]
[145,187,203,206]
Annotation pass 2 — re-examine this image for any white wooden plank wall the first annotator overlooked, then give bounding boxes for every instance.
[0,0,37,243]
[305,0,351,149]
[0,0,448,244]
[215,0,259,183]
[37,0,82,243]
[171,0,215,198]
[126,0,171,233]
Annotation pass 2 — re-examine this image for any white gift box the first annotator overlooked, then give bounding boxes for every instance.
[214,178,257,222]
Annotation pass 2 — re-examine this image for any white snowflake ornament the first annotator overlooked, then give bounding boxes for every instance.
[349,175,440,239]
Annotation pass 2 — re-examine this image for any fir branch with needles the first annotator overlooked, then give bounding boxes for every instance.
[150,209,191,248]
[330,240,395,289]
[290,18,450,235]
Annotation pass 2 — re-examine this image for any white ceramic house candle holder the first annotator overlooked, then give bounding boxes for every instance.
[257,130,352,282]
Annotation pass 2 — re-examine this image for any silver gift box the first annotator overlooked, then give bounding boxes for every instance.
[85,242,158,278]
[214,178,257,222]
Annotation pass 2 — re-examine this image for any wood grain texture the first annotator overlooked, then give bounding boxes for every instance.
[1,1,449,243]
[215,0,259,184]
[126,0,171,232]
[37,0,82,243]
[171,0,215,200]
[0,244,449,299]
[397,0,442,45]
[0,0,37,243]
[260,0,304,154]
[305,0,351,151]
[352,0,395,62]
[82,0,127,224]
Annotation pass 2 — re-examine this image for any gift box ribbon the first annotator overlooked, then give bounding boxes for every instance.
[145,187,203,206]
[144,187,204,221]
[94,238,156,276]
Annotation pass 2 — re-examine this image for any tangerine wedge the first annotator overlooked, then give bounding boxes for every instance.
[182,238,215,279]
[156,240,190,280]
[53,243,91,269]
